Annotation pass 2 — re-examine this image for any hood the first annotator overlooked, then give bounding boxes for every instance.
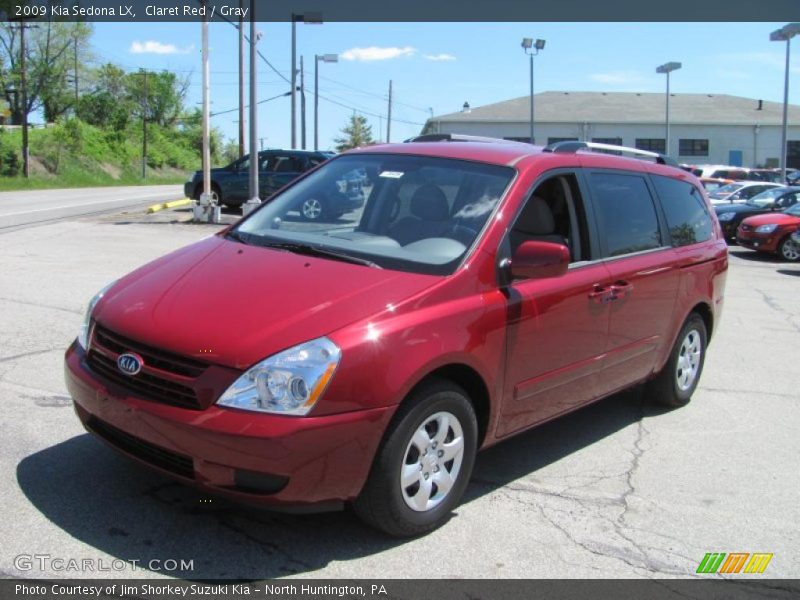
[740,212,800,227]
[715,204,764,215]
[95,236,438,369]
[192,167,231,178]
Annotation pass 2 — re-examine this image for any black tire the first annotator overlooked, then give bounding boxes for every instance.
[778,235,800,262]
[647,313,707,408]
[353,378,478,537]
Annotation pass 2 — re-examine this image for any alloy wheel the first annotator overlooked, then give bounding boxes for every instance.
[780,238,800,261]
[301,198,323,220]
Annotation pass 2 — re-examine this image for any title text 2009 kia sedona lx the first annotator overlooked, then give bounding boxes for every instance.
[65,136,727,537]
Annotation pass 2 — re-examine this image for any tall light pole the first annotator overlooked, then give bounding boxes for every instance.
[314,53,337,151]
[243,0,261,216]
[770,23,800,183]
[521,37,545,145]
[291,12,322,149]
[193,1,219,223]
[656,62,681,157]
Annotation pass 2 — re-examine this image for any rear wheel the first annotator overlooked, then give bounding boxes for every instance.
[194,184,223,206]
[778,235,800,262]
[300,197,324,221]
[647,313,707,408]
[353,379,477,537]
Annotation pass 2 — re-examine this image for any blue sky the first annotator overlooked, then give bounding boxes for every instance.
[89,22,800,156]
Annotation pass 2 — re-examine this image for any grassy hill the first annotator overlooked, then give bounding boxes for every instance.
[0,119,204,191]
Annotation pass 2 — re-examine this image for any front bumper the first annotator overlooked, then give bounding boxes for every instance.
[736,230,778,252]
[65,342,395,509]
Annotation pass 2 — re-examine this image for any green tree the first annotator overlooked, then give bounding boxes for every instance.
[334,114,375,152]
[76,64,135,130]
[127,69,189,128]
[0,22,93,123]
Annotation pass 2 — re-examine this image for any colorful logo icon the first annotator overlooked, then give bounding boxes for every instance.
[696,553,773,574]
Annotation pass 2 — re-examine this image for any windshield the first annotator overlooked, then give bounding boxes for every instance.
[784,203,800,217]
[712,182,744,196]
[748,188,786,207]
[234,154,515,275]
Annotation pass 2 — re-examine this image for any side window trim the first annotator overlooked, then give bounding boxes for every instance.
[581,168,669,260]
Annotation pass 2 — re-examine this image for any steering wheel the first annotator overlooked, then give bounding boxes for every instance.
[447,224,480,246]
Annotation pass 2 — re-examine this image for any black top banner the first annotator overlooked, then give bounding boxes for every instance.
[2,0,800,22]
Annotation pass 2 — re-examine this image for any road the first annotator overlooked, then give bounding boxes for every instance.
[0,210,798,583]
[0,185,183,232]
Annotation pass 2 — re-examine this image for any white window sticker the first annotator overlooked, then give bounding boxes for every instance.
[379,171,404,179]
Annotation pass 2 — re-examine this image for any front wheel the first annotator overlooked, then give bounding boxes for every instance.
[647,313,707,408]
[778,235,800,262]
[353,379,478,537]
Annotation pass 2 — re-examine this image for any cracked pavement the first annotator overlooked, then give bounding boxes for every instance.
[1,214,798,581]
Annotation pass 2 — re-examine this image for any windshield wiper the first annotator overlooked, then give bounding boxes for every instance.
[225,230,252,244]
[260,241,382,269]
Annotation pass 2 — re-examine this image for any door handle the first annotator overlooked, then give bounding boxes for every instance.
[588,285,612,304]
[610,280,634,300]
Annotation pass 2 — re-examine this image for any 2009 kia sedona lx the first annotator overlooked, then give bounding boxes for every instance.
[65,136,728,537]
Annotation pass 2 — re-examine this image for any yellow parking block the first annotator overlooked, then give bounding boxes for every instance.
[146,198,192,213]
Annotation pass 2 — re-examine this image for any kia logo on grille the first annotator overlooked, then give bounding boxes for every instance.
[117,353,144,376]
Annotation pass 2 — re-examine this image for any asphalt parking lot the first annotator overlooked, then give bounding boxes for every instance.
[1,207,798,580]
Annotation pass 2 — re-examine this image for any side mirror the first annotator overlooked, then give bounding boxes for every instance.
[510,240,570,280]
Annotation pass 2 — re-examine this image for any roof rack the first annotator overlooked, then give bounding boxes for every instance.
[543,141,678,166]
[404,133,526,144]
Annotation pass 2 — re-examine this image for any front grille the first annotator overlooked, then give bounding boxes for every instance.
[94,325,205,377]
[87,351,201,409]
[740,224,752,232]
[87,323,206,410]
[87,417,194,479]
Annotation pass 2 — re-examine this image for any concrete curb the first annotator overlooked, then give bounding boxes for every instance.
[146,198,192,214]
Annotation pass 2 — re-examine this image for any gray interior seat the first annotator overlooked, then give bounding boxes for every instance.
[510,196,567,251]
[389,184,451,246]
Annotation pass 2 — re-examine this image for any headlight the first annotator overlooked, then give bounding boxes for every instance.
[717,212,735,222]
[77,280,117,350]
[217,337,341,416]
[755,224,778,234]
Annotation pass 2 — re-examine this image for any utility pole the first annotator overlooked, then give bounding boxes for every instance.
[386,80,393,143]
[290,14,298,149]
[73,30,79,106]
[141,69,147,179]
[20,22,30,178]
[238,0,245,158]
[243,0,261,215]
[300,56,306,149]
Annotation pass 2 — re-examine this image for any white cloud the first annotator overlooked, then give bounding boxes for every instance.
[340,46,416,61]
[589,70,649,85]
[424,53,456,62]
[130,40,193,55]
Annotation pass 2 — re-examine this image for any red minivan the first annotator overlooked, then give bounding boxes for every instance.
[65,137,728,537]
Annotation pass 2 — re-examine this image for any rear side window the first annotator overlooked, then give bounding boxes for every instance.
[589,172,662,257]
[652,175,713,247]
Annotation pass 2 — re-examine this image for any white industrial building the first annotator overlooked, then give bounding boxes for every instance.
[424,92,800,168]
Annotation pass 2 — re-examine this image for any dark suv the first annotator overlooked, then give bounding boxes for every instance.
[68,136,727,537]
[185,149,362,218]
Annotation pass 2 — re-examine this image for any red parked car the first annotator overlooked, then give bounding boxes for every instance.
[736,202,800,262]
[65,137,728,537]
